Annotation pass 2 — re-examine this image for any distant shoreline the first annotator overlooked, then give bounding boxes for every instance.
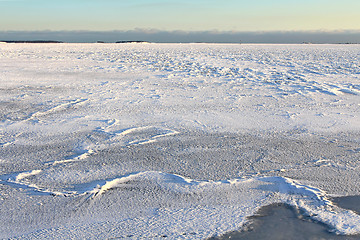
[0,40,64,43]
[0,40,359,44]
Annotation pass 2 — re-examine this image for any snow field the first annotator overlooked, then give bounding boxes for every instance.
[0,43,360,238]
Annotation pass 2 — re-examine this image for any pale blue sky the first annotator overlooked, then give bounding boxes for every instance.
[0,0,360,31]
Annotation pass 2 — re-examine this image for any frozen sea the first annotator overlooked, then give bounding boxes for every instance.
[0,43,360,239]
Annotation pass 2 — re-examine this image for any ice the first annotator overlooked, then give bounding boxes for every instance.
[0,43,360,238]
[2,171,360,238]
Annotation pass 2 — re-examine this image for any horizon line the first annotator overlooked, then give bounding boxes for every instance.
[2,29,360,33]
[1,29,359,44]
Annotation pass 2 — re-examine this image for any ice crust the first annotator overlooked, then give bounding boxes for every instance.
[2,171,360,238]
[0,43,360,238]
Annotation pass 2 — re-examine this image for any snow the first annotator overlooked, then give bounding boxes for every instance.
[0,43,360,238]
[15,170,42,182]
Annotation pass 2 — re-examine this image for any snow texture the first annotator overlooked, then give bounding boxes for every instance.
[0,43,360,239]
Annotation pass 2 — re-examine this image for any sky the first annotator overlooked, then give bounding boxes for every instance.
[0,0,360,42]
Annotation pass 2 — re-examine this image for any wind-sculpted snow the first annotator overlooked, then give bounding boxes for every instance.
[0,43,360,238]
[2,170,360,238]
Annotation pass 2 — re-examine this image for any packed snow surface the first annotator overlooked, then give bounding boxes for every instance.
[0,43,360,239]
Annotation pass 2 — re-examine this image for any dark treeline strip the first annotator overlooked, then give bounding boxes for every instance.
[1,40,63,43]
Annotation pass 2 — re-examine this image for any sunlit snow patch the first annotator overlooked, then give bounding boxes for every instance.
[98,124,179,147]
[0,170,67,196]
[80,171,360,236]
[1,169,360,237]
[15,169,42,181]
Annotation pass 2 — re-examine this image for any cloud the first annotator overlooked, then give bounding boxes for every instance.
[1,29,360,43]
